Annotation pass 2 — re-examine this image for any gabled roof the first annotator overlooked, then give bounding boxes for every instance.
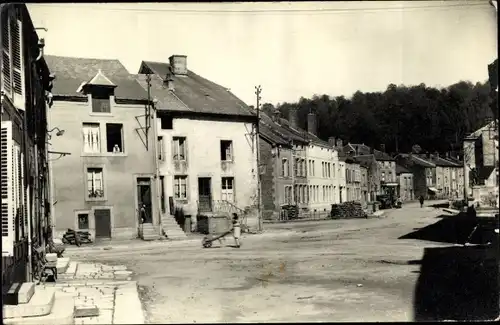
[396,164,411,175]
[135,74,187,112]
[45,55,147,101]
[425,155,462,167]
[259,123,291,146]
[260,113,307,144]
[349,143,394,161]
[397,153,436,168]
[138,60,253,117]
[464,120,497,140]
[87,69,116,87]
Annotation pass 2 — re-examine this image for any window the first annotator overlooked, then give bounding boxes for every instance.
[82,123,101,153]
[308,160,312,176]
[221,177,234,202]
[173,137,186,161]
[381,172,386,182]
[106,123,123,153]
[2,14,24,98]
[284,186,292,204]
[293,185,298,203]
[328,163,331,178]
[220,140,233,161]
[160,116,173,129]
[174,176,187,200]
[160,176,166,213]
[332,163,336,177]
[301,159,306,176]
[294,158,299,176]
[87,168,104,199]
[281,159,288,177]
[91,89,111,113]
[312,160,315,176]
[77,213,89,230]
[158,136,164,160]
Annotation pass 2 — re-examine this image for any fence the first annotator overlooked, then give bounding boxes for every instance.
[277,206,330,222]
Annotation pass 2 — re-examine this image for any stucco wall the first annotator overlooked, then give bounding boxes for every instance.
[307,144,338,212]
[157,116,257,220]
[49,98,157,239]
[398,172,414,201]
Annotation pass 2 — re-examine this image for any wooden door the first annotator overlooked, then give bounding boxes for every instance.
[198,177,212,212]
[94,209,111,238]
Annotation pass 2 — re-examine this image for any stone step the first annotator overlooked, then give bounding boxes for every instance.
[3,282,36,305]
[4,291,75,325]
[56,258,70,274]
[3,287,56,319]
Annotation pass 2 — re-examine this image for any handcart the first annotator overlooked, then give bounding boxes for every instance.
[202,229,233,248]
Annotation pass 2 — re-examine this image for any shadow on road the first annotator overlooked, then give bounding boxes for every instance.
[399,212,497,245]
[413,245,499,321]
[399,212,499,321]
[429,202,451,209]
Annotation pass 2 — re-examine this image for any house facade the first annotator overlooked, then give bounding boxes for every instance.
[425,154,463,199]
[352,154,381,202]
[359,164,369,205]
[395,153,437,200]
[345,157,361,202]
[1,3,53,285]
[46,55,158,241]
[463,120,498,207]
[396,164,414,201]
[138,56,259,231]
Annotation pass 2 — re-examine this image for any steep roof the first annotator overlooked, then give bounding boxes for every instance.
[422,154,462,167]
[396,164,411,175]
[398,153,436,168]
[45,55,147,101]
[349,143,394,161]
[465,120,497,140]
[139,60,253,117]
[259,123,290,146]
[87,69,116,87]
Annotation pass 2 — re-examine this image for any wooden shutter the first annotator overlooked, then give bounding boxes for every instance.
[11,18,23,98]
[1,121,14,256]
[1,11,12,96]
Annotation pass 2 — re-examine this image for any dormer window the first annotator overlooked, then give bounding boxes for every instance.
[80,69,117,114]
[91,87,112,113]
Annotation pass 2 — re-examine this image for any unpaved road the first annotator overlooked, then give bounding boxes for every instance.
[66,203,459,323]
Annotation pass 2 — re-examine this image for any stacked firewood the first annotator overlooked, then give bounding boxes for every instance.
[331,201,367,219]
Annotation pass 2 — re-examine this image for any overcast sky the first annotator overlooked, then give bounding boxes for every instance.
[28,1,497,105]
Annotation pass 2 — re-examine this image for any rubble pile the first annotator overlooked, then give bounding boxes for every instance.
[331,201,367,219]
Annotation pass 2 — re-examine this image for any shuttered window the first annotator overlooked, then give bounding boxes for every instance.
[1,121,14,256]
[1,11,24,103]
[1,11,12,96]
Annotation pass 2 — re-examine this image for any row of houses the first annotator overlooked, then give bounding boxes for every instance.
[45,51,491,238]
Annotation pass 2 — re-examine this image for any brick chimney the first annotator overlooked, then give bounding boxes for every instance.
[307,113,317,135]
[328,137,336,147]
[288,108,299,129]
[380,144,386,152]
[336,138,343,148]
[169,55,187,75]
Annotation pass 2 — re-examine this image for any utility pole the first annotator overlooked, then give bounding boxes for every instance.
[255,85,263,232]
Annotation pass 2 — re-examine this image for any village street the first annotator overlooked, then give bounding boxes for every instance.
[61,200,497,323]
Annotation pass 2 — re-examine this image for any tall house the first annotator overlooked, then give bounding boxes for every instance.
[1,4,53,285]
[463,120,498,207]
[395,153,437,200]
[138,56,259,232]
[396,164,414,201]
[424,154,463,199]
[258,111,309,220]
[46,55,157,241]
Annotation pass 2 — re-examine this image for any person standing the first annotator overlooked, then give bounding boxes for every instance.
[232,213,241,248]
[419,195,425,208]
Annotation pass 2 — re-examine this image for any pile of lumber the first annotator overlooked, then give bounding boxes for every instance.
[331,201,367,219]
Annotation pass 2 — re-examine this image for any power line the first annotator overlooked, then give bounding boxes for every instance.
[29,2,491,15]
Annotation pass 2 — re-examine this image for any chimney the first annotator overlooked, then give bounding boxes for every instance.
[169,55,187,76]
[446,152,450,158]
[336,138,343,148]
[328,137,336,147]
[435,151,439,158]
[380,144,386,152]
[164,73,174,91]
[307,113,317,135]
[272,108,281,122]
[288,108,299,129]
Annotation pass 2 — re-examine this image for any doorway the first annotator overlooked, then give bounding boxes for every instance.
[94,209,111,239]
[198,177,212,212]
[137,177,153,223]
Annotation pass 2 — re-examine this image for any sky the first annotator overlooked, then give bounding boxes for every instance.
[28,1,497,106]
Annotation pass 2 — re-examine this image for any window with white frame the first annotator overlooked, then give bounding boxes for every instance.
[173,137,187,161]
[284,185,292,204]
[157,136,164,160]
[294,158,299,176]
[82,123,101,153]
[221,177,234,202]
[174,175,187,200]
[87,168,104,199]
